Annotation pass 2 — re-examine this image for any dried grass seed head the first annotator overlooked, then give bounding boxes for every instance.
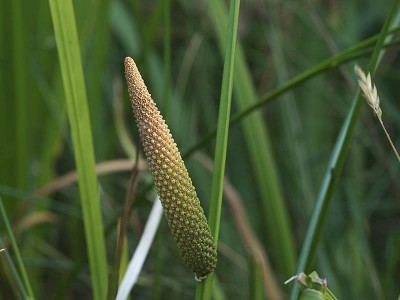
[354,64,382,118]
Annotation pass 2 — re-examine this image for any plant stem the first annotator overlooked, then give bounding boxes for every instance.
[196,0,240,298]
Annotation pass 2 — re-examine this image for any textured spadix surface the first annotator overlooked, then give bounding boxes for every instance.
[124,57,217,278]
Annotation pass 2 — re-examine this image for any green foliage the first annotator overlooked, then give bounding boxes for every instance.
[196,0,240,298]
[0,198,34,299]
[1,0,400,299]
[48,0,108,299]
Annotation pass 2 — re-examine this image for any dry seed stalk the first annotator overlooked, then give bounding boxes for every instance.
[354,64,400,163]
[124,57,217,280]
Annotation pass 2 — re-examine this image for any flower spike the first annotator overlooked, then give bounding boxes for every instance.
[124,57,217,279]
[354,64,400,163]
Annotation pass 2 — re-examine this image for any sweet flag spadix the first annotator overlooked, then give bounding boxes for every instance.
[124,57,217,279]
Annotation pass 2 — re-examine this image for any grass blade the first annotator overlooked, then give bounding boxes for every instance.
[289,0,400,299]
[0,237,27,299]
[207,0,296,277]
[0,198,34,299]
[183,31,400,159]
[196,0,240,298]
[48,1,108,298]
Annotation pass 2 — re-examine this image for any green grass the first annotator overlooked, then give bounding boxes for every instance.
[1,0,400,299]
[196,0,240,298]
[0,197,34,299]
[48,0,108,299]
[207,0,296,278]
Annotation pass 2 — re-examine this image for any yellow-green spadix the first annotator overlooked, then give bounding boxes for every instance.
[124,57,217,279]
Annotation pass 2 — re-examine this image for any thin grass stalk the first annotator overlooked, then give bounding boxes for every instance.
[183,33,400,158]
[232,37,399,125]
[207,0,240,258]
[48,1,108,299]
[355,64,400,162]
[207,0,296,276]
[194,152,283,299]
[196,0,240,298]
[0,198,34,299]
[0,237,27,299]
[289,1,400,299]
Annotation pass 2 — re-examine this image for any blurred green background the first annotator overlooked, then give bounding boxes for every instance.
[1,0,400,299]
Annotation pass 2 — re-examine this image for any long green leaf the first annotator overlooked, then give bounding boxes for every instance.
[48,1,108,299]
[0,198,34,299]
[289,1,400,299]
[0,237,27,299]
[183,32,400,159]
[196,0,240,299]
[207,0,296,277]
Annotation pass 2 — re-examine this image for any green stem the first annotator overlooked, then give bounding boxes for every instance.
[48,0,108,298]
[289,0,400,299]
[0,198,35,299]
[183,33,400,159]
[196,0,240,298]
